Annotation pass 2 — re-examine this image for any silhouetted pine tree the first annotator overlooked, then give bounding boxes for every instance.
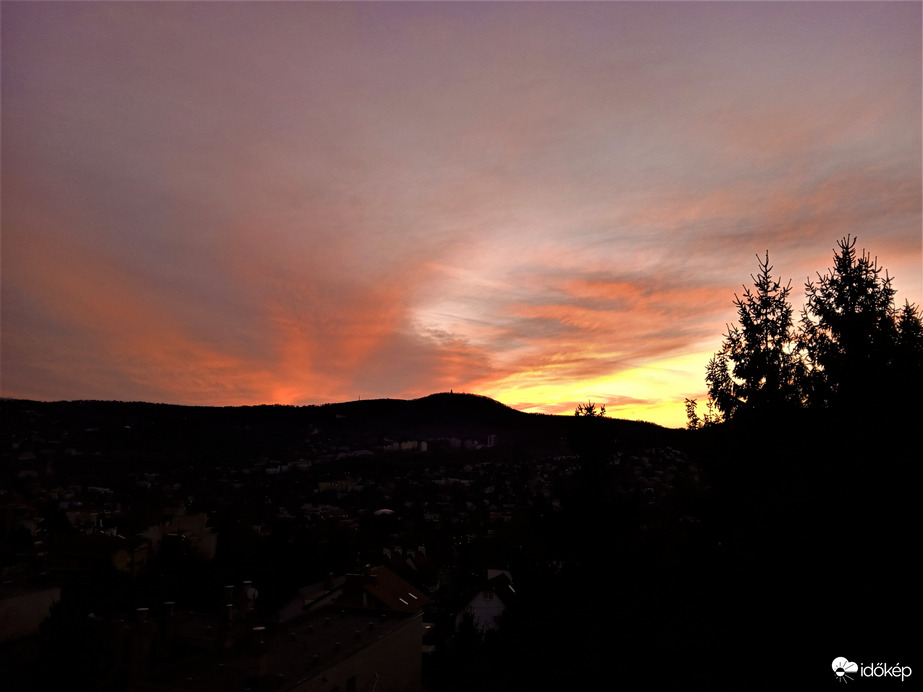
[705,252,803,422]
[799,235,904,413]
[896,300,923,346]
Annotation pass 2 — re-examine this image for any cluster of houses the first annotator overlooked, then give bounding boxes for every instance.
[1,401,704,689]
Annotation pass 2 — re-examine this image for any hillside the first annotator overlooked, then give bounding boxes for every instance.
[0,393,685,471]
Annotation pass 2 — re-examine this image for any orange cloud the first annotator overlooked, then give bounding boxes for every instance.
[5,226,274,405]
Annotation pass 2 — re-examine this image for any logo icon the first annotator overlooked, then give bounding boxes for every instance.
[833,657,859,683]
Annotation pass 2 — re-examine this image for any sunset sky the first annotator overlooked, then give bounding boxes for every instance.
[2,1,921,428]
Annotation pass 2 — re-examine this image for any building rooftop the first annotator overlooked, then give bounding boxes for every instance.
[335,565,430,613]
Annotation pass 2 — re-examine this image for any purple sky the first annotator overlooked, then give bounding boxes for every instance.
[2,1,920,427]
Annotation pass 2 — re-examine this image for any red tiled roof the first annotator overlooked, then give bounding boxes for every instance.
[338,565,430,613]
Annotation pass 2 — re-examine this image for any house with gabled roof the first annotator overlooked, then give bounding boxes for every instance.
[455,569,517,633]
[336,565,430,614]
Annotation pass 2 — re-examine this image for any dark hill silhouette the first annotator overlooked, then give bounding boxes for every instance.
[0,393,684,472]
[320,392,680,443]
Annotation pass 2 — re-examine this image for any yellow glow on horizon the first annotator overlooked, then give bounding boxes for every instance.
[480,348,716,429]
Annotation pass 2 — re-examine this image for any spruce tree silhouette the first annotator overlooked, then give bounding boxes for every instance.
[894,300,923,400]
[799,235,899,414]
[705,252,802,423]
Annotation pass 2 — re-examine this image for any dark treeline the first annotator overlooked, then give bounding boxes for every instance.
[689,237,921,683]
[689,235,922,428]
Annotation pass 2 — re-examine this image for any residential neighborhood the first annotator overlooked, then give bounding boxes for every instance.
[0,394,706,690]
